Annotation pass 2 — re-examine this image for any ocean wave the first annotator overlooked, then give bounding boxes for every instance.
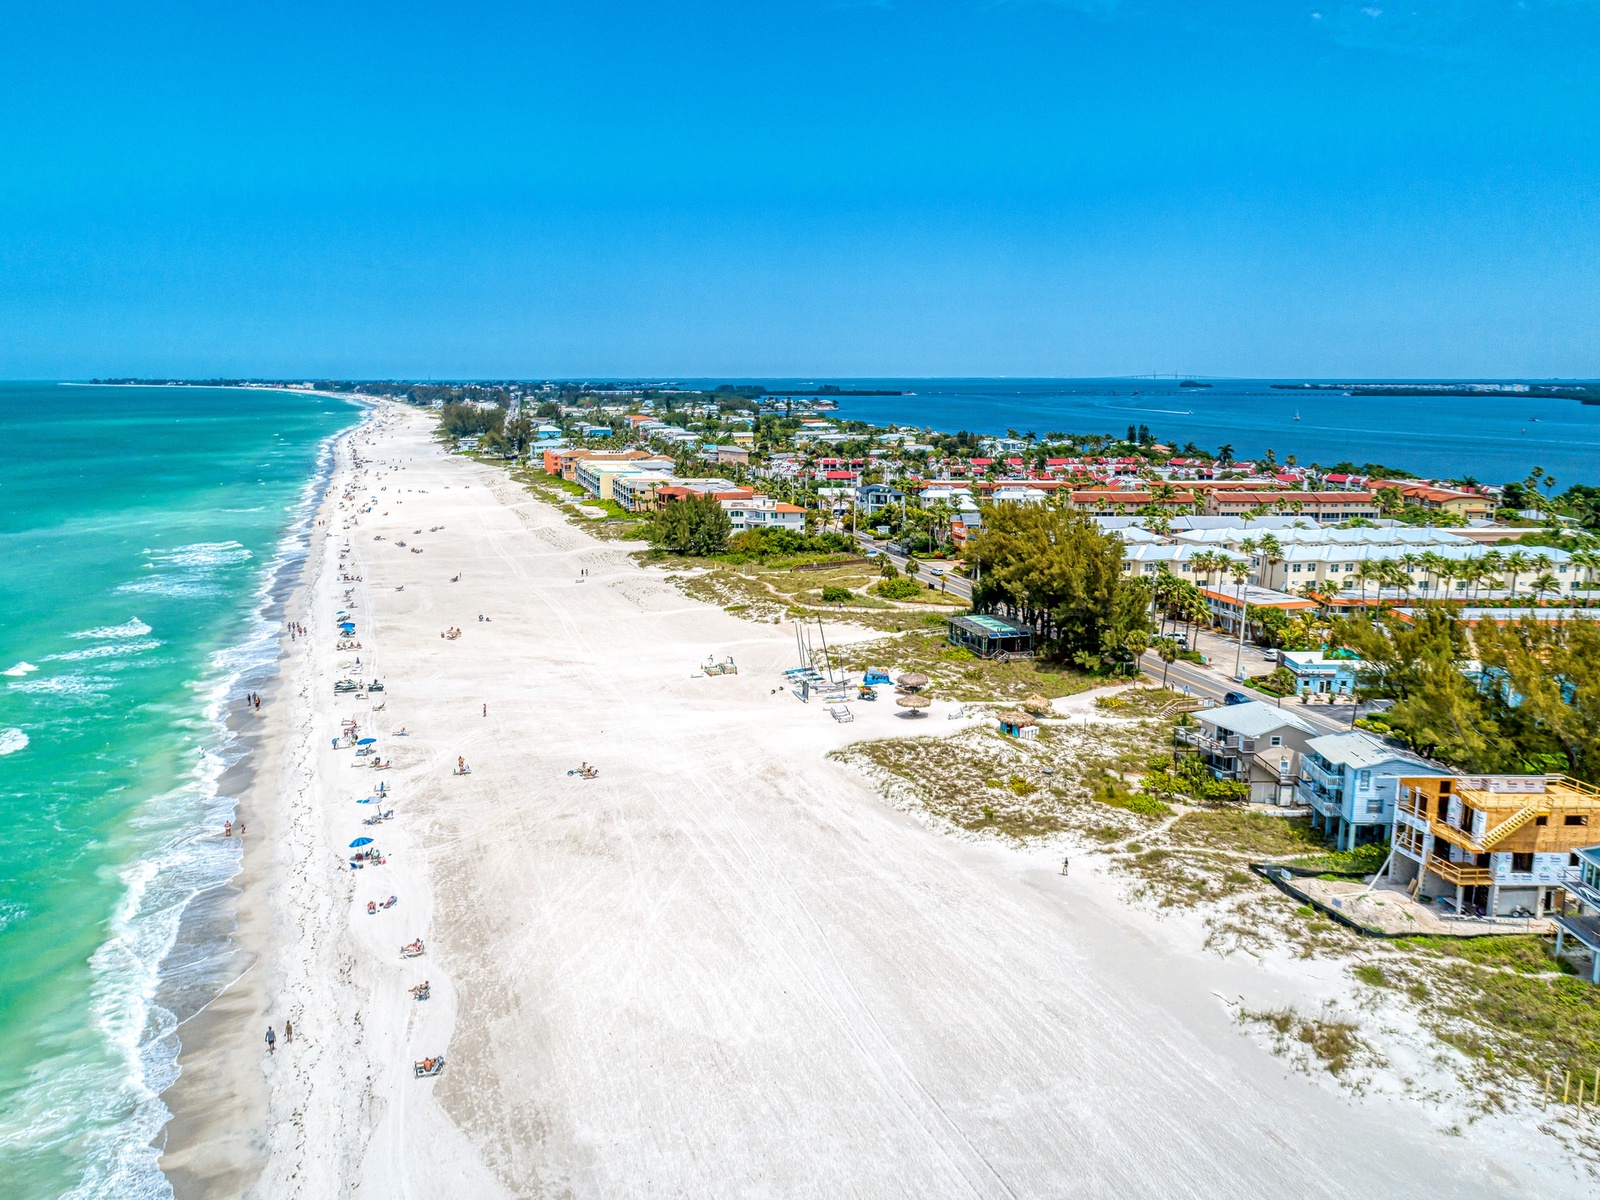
[3,660,38,677]
[144,541,252,569]
[8,673,113,700]
[115,577,224,599]
[48,639,164,663]
[0,899,25,930]
[0,727,28,755]
[70,618,153,640]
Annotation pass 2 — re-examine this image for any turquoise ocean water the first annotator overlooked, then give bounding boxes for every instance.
[0,384,357,1198]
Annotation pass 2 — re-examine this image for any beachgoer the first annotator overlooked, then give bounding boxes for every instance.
[266,1026,276,1054]
[482,702,487,717]
[368,900,377,914]
[238,821,246,838]
[1061,856,1069,876]
[284,1019,293,1044]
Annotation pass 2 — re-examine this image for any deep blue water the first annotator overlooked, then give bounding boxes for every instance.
[709,379,1600,485]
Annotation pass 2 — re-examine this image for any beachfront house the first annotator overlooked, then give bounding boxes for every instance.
[1176,701,1320,805]
[1558,846,1600,984]
[1279,651,1362,698]
[721,495,806,534]
[1297,732,1448,850]
[1391,773,1600,928]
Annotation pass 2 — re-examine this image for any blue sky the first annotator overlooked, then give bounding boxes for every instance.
[1,1,1596,379]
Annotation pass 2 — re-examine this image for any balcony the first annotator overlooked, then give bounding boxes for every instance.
[1176,727,1237,755]
[1424,855,1492,887]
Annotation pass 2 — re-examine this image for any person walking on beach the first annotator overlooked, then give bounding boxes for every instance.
[482,702,487,718]
[1061,856,1069,876]
[265,1026,276,1054]
[284,1019,293,1045]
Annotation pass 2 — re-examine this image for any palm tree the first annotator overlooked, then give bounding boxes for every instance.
[1502,549,1532,600]
[1217,443,1235,466]
[1572,549,1600,607]
[1398,553,1420,601]
[1530,572,1560,606]
[1257,534,1284,590]
[1239,537,1259,585]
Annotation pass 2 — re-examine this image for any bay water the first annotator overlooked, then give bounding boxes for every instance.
[0,384,356,1198]
[733,378,1600,485]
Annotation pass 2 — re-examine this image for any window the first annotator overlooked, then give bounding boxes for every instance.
[1366,799,1384,814]
[1535,816,1548,826]
[1565,815,1588,826]
[1292,563,1302,573]
[1357,769,1372,788]
[1269,735,1282,747]
[1511,852,1533,873]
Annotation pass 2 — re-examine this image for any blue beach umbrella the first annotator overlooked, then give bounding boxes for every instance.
[357,737,377,745]
[340,623,356,632]
[350,836,374,848]
[357,796,380,804]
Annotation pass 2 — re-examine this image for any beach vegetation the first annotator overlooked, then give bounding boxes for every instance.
[647,494,732,556]
[1329,606,1600,780]
[963,507,1152,672]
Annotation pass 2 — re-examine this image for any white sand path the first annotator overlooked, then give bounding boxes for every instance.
[258,403,1585,1199]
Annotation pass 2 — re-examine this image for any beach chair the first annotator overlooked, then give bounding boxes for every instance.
[828,704,854,723]
[413,1057,445,1078]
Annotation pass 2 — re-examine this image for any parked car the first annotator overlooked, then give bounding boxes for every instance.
[1260,648,1278,663]
[1223,691,1250,706]
[864,548,879,558]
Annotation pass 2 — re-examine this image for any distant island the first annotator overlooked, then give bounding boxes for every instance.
[1178,380,1212,389]
[1272,381,1600,404]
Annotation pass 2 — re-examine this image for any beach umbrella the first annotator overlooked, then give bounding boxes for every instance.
[896,694,931,714]
[357,737,377,745]
[340,622,356,632]
[1022,694,1052,716]
[896,672,929,692]
[350,836,374,847]
[357,797,378,804]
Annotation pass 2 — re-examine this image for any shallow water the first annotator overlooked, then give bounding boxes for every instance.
[0,384,356,1198]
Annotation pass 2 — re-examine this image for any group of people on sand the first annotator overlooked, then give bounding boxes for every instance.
[367,895,398,914]
[455,756,472,775]
[265,1019,294,1053]
[243,691,262,711]
[222,819,247,838]
[441,627,462,639]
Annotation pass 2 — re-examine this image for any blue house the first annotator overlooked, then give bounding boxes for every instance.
[1280,651,1361,698]
[1297,731,1448,849]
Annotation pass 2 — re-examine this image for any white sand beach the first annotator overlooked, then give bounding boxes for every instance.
[186,402,1590,1198]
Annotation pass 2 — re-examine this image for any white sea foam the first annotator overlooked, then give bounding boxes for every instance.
[48,639,163,663]
[70,618,153,640]
[2,660,38,677]
[0,899,25,931]
[8,673,113,700]
[145,541,252,569]
[0,728,28,755]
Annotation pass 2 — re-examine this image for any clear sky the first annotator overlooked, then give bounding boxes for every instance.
[2,1,1597,380]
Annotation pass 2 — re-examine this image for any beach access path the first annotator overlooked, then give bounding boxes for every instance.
[256,402,1581,1199]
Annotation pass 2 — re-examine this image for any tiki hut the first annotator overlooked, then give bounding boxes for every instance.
[1022,694,1052,716]
[896,672,930,694]
[996,710,1037,739]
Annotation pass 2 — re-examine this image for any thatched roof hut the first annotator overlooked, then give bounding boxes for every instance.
[896,672,930,692]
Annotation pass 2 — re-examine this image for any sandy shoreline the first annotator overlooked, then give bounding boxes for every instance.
[161,401,1592,1198]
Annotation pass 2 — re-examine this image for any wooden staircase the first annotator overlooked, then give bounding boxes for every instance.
[1481,804,1546,848]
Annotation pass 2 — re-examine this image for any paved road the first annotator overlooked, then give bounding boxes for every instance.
[1138,651,1356,736]
[853,532,973,602]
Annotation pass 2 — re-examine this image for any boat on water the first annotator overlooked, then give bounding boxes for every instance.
[1293,411,1301,421]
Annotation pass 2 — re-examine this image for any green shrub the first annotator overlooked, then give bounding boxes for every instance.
[820,586,853,603]
[875,577,924,600]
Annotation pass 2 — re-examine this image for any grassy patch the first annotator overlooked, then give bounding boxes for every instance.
[1242,1006,1375,1077]
[1281,841,1390,876]
[1166,809,1322,858]
[1406,934,1568,976]
[834,630,1095,703]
